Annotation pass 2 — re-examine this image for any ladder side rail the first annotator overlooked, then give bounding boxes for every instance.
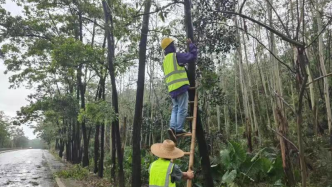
[187,89,198,187]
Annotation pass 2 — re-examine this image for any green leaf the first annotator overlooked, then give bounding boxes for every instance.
[273,179,283,186]
[158,12,165,22]
[260,157,272,173]
[220,149,232,169]
[229,141,246,162]
[251,147,267,162]
[222,169,237,184]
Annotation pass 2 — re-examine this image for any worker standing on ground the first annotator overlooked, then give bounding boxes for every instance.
[161,37,197,143]
[149,140,194,186]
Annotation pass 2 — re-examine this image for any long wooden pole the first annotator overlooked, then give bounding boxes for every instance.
[187,89,198,187]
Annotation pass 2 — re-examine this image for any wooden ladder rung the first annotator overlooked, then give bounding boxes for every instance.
[184,152,190,155]
[176,133,192,137]
[186,116,194,120]
[188,87,197,90]
[188,101,194,104]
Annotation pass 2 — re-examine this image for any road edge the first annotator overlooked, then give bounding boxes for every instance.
[55,177,66,187]
[43,150,67,187]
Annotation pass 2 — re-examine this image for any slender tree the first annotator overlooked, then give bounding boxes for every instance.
[131,0,151,186]
[102,0,125,185]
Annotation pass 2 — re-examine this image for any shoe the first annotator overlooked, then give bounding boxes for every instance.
[168,128,177,144]
[176,130,187,135]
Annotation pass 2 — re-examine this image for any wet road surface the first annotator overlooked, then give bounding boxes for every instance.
[0,149,64,187]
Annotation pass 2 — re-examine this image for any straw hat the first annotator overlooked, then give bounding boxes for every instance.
[151,139,184,159]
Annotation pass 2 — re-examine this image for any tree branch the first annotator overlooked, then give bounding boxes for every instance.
[82,17,104,29]
[48,11,60,36]
[239,0,248,14]
[305,16,332,48]
[264,0,291,38]
[148,29,182,39]
[134,1,183,18]
[235,25,296,73]
[216,11,304,47]
[270,128,299,152]
[21,34,52,41]
[306,72,332,86]
[271,89,296,113]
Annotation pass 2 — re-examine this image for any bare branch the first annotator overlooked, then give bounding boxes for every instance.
[215,11,304,47]
[264,0,291,38]
[82,17,104,29]
[306,72,332,86]
[148,29,183,39]
[236,26,296,73]
[239,0,248,14]
[270,128,299,152]
[305,16,332,48]
[206,20,295,73]
[272,89,296,113]
[48,11,60,36]
[134,1,183,18]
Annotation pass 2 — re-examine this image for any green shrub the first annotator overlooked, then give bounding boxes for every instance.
[212,141,286,186]
[55,164,89,180]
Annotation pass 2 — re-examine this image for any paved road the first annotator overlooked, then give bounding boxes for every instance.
[0,149,64,187]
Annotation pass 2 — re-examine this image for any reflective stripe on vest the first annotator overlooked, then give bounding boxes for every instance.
[149,158,175,187]
[163,53,189,93]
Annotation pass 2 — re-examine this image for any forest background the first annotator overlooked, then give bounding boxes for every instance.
[1,0,332,186]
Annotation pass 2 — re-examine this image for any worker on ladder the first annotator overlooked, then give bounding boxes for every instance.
[149,139,194,186]
[161,37,197,143]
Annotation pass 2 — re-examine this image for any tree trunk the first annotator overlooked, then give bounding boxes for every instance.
[59,139,64,158]
[94,77,103,174]
[255,45,271,137]
[74,7,89,167]
[102,1,125,185]
[78,64,89,167]
[111,122,116,183]
[94,124,100,174]
[98,123,105,178]
[184,0,214,186]
[297,47,307,187]
[217,105,221,132]
[266,0,295,185]
[67,121,72,162]
[242,32,259,144]
[122,117,127,155]
[304,47,317,135]
[235,18,252,152]
[316,0,332,147]
[234,64,238,137]
[131,0,151,186]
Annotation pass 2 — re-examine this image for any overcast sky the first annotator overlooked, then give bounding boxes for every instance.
[0,1,36,139]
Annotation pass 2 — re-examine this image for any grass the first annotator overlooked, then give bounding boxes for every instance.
[55,165,89,180]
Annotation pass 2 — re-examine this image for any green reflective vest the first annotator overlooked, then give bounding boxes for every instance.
[149,158,176,187]
[163,53,189,93]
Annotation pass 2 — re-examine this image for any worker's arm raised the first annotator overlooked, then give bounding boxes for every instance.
[176,39,197,66]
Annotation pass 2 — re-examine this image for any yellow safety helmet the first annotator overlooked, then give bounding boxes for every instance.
[161,38,174,50]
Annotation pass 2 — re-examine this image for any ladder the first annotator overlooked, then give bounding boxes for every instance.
[176,86,198,187]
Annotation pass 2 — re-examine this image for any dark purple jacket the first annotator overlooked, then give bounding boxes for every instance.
[164,42,197,98]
